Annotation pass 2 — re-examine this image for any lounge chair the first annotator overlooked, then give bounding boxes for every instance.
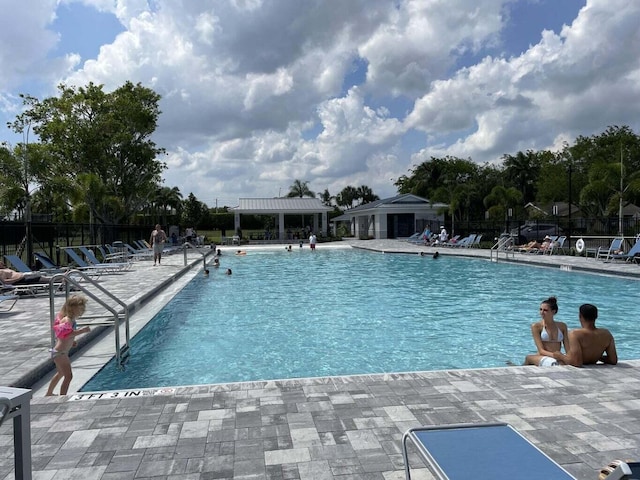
[78,246,131,271]
[451,234,476,248]
[123,243,154,260]
[609,239,640,263]
[406,232,423,243]
[0,294,18,312]
[63,247,124,274]
[3,255,34,273]
[402,423,575,480]
[439,235,460,246]
[0,277,55,297]
[596,237,624,261]
[33,252,70,273]
[471,234,483,247]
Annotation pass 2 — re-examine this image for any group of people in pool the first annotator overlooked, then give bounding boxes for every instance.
[523,296,617,367]
[203,249,232,276]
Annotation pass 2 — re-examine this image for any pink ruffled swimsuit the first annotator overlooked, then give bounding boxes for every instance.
[50,313,76,358]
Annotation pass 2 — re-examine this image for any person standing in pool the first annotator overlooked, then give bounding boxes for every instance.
[524,296,570,366]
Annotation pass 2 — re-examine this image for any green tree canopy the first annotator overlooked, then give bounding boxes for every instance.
[10,82,166,224]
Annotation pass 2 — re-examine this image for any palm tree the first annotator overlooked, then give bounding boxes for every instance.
[483,185,523,233]
[502,151,540,204]
[355,185,379,206]
[155,186,183,225]
[336,186,358,209]
[318,188,334,207]
[287,179,315,198]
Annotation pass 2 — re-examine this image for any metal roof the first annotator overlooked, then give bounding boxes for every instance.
[343,194,446,213]
[230,197,333,213]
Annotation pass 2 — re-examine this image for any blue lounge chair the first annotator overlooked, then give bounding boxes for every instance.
[3,255,33,273]
[123,243,153,260]
[402,423,575,480]
[610,239,640,263]
[63,248,122,274]
[596,237,624,261]
[78,246,131,271]
[34,252,64,271]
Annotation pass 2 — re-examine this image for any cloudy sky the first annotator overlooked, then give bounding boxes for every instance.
[1,0,639,208]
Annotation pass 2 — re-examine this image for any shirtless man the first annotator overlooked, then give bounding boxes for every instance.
[0,261,52,285]
[552,303,617,367]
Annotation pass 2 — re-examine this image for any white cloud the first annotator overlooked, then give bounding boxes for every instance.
[1,0,640,206]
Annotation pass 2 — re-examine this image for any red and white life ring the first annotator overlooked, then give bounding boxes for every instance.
[576,238,585,254]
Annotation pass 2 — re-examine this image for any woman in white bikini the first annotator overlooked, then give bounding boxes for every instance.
[524,296,570,366]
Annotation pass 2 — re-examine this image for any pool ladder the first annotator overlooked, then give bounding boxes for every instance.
[490,235,516,262]
[48,270,131,370]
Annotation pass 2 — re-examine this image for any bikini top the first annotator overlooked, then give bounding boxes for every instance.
[541,325,563,342]
[53,313,76,339]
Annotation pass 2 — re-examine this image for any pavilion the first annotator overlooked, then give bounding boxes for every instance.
[228,197,333,241]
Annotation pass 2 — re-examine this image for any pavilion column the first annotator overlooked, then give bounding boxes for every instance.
[313,214,319,234]
[321,212,327,235]
[234,212,240,236]
[279,212,285,240]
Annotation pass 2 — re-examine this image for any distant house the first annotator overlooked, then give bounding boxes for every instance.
[331,194,447,239]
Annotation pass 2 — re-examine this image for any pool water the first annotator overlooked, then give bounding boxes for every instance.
[81,247,640,391]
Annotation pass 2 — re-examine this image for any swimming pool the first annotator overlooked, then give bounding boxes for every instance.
[81,247,640,391]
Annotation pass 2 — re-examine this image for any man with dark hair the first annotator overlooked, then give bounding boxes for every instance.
[553,303,617,367]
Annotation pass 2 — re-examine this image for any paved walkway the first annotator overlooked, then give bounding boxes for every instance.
[1,241,639,479]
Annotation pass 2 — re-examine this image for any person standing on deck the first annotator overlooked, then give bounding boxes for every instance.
[150,224,167,266]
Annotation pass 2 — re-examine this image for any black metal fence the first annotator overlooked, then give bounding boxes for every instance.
[0,221,154,269]
[451,216,640,245]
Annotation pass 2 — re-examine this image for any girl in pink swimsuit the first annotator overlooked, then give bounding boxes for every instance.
[46,295,91,396]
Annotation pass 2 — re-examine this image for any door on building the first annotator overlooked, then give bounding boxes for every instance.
[388,213,414,238]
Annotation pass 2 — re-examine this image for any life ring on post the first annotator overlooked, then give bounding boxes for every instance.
[576,238,585,254]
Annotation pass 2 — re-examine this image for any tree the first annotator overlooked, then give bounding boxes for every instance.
[317,188,334,207]
[287,179,314,198]
[502,150,541,204]
[154,186,183,226]
[355,185,379,206]
[183,193,209,228]
[336,186,358,209]
[14,82,166,224]
[483,185,523,231]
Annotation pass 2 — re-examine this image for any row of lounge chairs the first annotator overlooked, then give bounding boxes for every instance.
[440,233,483,248]
[406,232,483,248]
[515,235,567,255]
[1,240,182,298]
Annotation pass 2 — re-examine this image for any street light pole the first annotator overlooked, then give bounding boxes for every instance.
[618,145,624,237]
[567,163,572,249]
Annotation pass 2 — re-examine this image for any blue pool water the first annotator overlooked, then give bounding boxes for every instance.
[82,247,640,391]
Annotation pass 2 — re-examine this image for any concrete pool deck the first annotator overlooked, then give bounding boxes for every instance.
[1,240,639,479]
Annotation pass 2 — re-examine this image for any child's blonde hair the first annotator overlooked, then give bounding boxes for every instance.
[61,295,88,317]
